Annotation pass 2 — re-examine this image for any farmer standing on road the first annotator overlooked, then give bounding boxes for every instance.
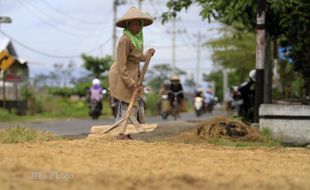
[108,7,155,139]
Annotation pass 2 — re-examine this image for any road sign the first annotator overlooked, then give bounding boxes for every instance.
[0,50,15,72]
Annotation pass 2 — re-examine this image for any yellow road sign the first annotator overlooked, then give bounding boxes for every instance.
[0,50,15,71]
[1,56,14,71]
[0,50,9,61]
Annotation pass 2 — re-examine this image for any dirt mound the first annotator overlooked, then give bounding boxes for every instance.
[197,116,263,142]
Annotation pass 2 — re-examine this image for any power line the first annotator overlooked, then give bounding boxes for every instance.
[0,30,111,59]
[15,0,109,38]
[27,0,111,31]
[41,0,108,25]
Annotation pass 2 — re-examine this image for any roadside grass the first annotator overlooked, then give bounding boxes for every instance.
[0,97,113,122]
[0,125,61,144]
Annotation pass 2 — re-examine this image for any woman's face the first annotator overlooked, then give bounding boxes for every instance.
[128,20,142,35]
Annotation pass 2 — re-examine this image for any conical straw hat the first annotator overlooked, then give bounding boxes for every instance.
[116,7,153,28]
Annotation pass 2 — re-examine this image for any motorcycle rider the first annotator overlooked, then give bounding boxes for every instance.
[168,75,184,108]
[204,88,214,113]
[87,78,103,118]
[158,80,170,110]
[194,87,204,116]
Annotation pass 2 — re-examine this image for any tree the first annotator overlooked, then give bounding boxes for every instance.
[207,29,256,81]
[162,0,310,98]
[47,62,76,87]
[81,54,113,87]
[272,1,310,96]
[147,64,186,90]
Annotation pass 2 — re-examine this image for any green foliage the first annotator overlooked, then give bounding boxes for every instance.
[162,0,310,96]
[145,93,159,116]
[48,87,75,97]
[203,30,256,100]
[147,64,186,91]
[270,1,310,93]
[207,30,256,73]
[81,54,112,88]
[0,125,59,144]
[0,109,15,122]
[20,86,43,115]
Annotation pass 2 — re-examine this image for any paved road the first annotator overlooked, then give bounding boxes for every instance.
[0,110,225,137]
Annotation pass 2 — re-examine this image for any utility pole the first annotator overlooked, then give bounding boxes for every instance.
[193,31,205,85]
[254,0,266,123]
[167,18,185,76]
[138,0,142,9]
[112,0,117,58]
[172,17,176,75]
[223,69,228,102]
[112,0,126,58]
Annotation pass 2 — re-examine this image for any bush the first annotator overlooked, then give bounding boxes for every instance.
[145,93,159,116]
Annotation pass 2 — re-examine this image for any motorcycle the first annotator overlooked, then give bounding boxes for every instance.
[89,99,102,120]
[160,93,171,120]
[231,80,255,122]
[194,96,204,117]
[88,89,106,120]
[169,90,183,120]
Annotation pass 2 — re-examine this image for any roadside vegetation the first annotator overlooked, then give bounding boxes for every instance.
[0,125,60,144]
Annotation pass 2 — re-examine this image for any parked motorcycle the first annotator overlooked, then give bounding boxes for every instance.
[231,70,256,122]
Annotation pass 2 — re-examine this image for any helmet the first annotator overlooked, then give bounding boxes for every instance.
[170,75,180,81]
[92,78,101,85]
[249,70,256,82]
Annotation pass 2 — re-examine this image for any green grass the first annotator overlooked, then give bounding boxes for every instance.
[0,125,60,144]
[0,96,114,122]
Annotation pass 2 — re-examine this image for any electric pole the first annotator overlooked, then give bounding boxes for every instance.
[254,0,266,123]
[112,0,126,58]
[112,0,117,58]
[223,69,228,102]
[193,31,205,85]
[167,17,185,75]
[172,17,176,75]
[138,0,142,9]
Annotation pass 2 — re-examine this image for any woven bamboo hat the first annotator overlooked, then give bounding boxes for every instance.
[116,7,153,28]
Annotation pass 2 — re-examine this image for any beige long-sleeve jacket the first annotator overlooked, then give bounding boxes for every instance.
[108,34,146,103]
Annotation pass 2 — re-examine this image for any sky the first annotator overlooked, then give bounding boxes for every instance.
[0,0,222,85]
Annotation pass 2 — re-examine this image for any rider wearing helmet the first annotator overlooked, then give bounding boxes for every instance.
[87,78,103,109]
[168,75,184,106]
[249,69,256,82]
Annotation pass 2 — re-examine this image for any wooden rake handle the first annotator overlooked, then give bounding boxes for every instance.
[125,55,152,118]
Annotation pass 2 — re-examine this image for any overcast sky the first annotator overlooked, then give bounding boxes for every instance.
[0,0,221,85]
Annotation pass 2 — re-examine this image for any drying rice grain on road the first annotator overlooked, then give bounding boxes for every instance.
[0,131,309,190]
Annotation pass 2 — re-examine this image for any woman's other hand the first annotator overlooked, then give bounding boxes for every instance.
[146,48,155,57]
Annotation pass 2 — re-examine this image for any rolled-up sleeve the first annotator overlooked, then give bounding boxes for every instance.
[117,37,135,88]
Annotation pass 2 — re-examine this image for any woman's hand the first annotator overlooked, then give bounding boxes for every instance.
[132,82,142,92]
[146,48,156,57]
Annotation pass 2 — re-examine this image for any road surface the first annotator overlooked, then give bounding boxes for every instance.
[0,110,225,137]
